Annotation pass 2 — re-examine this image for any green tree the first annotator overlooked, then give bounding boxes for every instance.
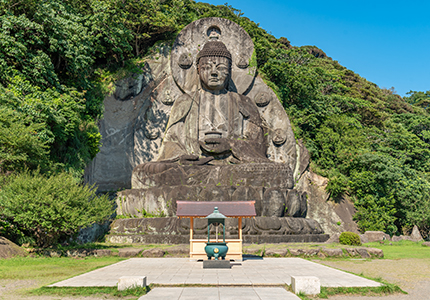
[0,170,114,247]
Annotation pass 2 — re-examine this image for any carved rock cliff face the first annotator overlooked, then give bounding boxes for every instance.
[85,46,181,191]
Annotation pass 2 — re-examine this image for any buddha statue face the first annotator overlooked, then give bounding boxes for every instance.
[198,56,230,91]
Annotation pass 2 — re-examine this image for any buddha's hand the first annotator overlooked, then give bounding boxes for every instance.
[179,154,214,165]
[140,160,177,174]
[199,138,232,154]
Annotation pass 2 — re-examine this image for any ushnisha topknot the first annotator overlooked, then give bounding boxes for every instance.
[196,41,232,65]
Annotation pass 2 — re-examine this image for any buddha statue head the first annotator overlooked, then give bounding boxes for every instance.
[196,41,232,92]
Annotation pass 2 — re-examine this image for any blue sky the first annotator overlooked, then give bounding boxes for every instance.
[204,0,430,97]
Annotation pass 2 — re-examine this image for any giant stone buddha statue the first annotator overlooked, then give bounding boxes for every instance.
[129,18,309,219]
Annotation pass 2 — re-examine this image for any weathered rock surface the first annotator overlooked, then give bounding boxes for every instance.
[356,248,371,258]
[325,233,340,244]
[359,234,369,244]
[391,235,411,242]
[118,248,143,257]
[109,216,324,237]
[243,245,264,254]
[43,250,62,257]
[117,185,307,218]
[95,249,112,257]
[366,247,384,257]
[288,249,305,256]
[362,231,390,242]
[78,220,111,244]
[166,245,189,256]
[265,249,288,257]
[422,242,430,247]
[302,249,320,256]
[85,46,178,191]
[322,248,343,257]
[410,225,424,241]
[0,237,28,259]
[296,170,358,235]
[141,248,165,257]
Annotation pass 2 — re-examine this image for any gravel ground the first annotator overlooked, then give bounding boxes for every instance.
[320,258,430,299]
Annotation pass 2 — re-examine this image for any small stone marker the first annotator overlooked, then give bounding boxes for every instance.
[117,276,146,291]
[291,276,320,295]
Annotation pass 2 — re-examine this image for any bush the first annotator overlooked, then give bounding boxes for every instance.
[339,231,362,246]
[0,170,114,247]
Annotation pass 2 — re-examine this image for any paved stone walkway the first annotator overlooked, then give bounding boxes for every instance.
[50,257,381,299]
[138,287,300,300]
[51,257,380,288]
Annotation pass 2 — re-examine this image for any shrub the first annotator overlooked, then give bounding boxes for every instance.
[0,170,114,247]
[339,231,362,246]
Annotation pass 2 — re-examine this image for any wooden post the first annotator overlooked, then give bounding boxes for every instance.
[189,217,194,259]
[238,217,242,240]
[190,217,194,240]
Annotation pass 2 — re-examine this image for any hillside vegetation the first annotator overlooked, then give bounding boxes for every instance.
[1,0,429,244]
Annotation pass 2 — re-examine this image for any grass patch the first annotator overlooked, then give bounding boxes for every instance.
[363,240,430,259]
[294,282,405,299]
[32,286,150,299]
[0,256,124,281]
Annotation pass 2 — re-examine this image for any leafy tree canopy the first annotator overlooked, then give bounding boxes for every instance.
[1,0,429,238]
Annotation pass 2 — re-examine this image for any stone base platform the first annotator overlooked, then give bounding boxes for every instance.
[117,185,307,218]
[106,233,329,244]
[107,217,329,244]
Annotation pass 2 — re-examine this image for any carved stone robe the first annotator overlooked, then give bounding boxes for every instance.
[157,90,268,163]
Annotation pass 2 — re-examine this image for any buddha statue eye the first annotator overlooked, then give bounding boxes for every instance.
[201,64,212,71]
[217,66,228,72]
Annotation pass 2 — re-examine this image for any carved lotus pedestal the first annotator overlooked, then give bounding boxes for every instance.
[113,163,329,244]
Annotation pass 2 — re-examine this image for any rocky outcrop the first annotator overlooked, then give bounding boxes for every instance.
[392,226,424,242]
[258,246,383,258]
[118,248,143,257]
[296,170,358,236]
[0,237,28,259]
[361,231,390,243]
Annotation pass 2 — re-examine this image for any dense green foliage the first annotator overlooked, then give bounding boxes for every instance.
[339,231,362,246]
[0,170,113,247]
[1,0,429,240]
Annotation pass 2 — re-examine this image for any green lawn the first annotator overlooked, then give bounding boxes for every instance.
[0,256,124,281]
[0,256,149,299]
[363,240,430,259]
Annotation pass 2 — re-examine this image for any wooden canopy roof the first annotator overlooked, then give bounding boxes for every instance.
[176,201,256,218]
